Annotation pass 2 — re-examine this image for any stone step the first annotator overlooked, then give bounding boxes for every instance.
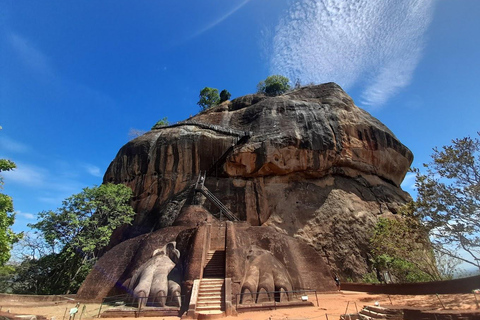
[199,288,222,293]
[200,281,223,286]
[360,309,385,319]
[198,294,222,301]
[358,314,374,320]
[364,306,401,315]
[200,280,224,284]
[199,286,223,291]
[197,298,222,303]
[203,268,225,272]
[197,303,222,309]
[197,310,223,315]
[200,280,223,284]
[198,294,222,299]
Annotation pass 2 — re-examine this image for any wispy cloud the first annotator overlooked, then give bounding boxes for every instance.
[0,136,29,154]
[3,161,95,195]
[2,162,48,187]
[187,0,251,40]
[270,0,435,107]
[83,164,103,178]
[16,210,35,220]
[401,172,416,191]
[7,31,116,110]
[9,33,54,78]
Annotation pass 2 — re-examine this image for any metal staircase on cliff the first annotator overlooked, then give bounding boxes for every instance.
[194,173,239,221]
[206,133,250,177]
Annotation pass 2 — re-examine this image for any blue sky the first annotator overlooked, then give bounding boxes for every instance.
[1,0,480,237]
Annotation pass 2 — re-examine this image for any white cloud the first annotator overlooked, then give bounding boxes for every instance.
[9,33,54,77]
[187,0,251,40]
[84,164,103,178]
[2,162,47,187]
[401,172,416,190]
[16,211,35,220]
[270,0,435,107]
[0,136,29,154]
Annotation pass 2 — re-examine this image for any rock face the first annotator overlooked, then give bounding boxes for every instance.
[79,83,413,303]
[104,83,411,276]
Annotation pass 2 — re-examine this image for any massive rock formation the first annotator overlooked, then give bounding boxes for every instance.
[78,83,413,304]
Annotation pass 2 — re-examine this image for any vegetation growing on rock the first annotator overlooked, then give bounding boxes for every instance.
[197,87,220,110]
[219,89,231,102]
[152,117,169,129]
[257,75,291,96]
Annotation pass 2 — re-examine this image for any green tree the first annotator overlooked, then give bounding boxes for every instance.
[370,214,441,283]
[0,159,22,266]
[257,75,291,96]
[26,183,136,293]
[414,133,480,271]
[151,117,169,130]
[197,87,220,111]
[219,89,231,102]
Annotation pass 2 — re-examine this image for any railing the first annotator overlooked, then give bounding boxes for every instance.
[199,186,239,221]
[194,172,239,222]
[153,119,251,139]
[235,289,319,310]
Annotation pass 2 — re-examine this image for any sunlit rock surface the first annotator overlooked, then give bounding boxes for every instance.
[78,83,413,301]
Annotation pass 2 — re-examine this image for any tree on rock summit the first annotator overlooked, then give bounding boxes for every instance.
[197,87,220,111]
[219,89,231,102]
[257,75,291,96]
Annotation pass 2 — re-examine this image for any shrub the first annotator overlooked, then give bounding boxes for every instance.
[219,89,231,102]
[257,75,291,96]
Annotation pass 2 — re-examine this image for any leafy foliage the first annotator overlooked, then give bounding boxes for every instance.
[219,89,231,102]
[0,159,16,188]
[197,87,220,111]
[152,117,169,130]
[30,184,135,258]
[0,159,22,266]
[22,183,136,293]
[257,75,291,96]
[414,133,480,270]
[370,214,442,283]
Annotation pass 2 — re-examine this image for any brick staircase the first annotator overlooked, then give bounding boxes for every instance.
[358,305,403,320]
[203,250,226,278]
[196,278,225,317]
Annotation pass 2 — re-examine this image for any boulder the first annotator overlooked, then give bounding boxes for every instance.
[79,83,413,301]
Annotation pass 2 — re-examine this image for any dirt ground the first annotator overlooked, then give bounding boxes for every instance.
[0,291,479,320]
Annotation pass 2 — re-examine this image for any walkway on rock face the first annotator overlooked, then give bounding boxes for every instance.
[194,173,239,221]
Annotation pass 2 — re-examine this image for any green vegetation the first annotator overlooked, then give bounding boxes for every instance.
[369,213,441,283]
[0,159,22,266]
[257,75,291,96]
[6,183,136,294]
[368,133,480,282]
[198,87,220,111]
[219,89,231,102]
[152,117,169,129]
[414,133,480,271]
